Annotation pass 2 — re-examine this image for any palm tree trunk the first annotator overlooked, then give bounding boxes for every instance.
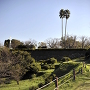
[62,18,63,40]
[62,18,64,48]
[65,19,67,40]
[64,19,67,48]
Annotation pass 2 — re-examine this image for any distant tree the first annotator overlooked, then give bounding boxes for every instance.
[45,38,60,48]
[60,35,81,49]
[84,37,90,49]
[4,39,10,48]
[38,42,47,49]
[11,39,23,49]
[16,45,27,49]
[80,36,87,49]
[24,39,37,49]
[4,39,23,49]
[75,40,82,49]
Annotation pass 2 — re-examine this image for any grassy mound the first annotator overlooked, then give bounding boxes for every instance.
[52,62,79,77]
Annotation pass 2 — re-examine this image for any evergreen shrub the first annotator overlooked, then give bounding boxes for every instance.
[61,57,71,62]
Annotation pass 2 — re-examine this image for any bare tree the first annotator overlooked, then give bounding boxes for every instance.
[60,35,77,49]
[38,42,47,48]
[80,36,87,49]
[24,39,37,49]
[45,38,60,48]
[84,37,90,49]
[71,35,77,48]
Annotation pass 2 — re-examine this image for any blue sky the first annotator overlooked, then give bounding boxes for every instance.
[0,0,90,45]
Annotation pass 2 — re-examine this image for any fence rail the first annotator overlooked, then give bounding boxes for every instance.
[36,62,87,90]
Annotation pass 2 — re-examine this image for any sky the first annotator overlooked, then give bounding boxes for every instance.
[0,0,90,45]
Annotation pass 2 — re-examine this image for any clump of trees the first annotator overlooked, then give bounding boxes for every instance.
[0,47,40,85]
[4,39,37,50]
[4,35,90,50]
[38,42,47,49]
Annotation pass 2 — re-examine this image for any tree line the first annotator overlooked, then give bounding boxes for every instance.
[3,35,90,50]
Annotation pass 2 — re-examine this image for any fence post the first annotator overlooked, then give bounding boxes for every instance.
[85,64,86,68]
[79,68,80,73]
[83,62,84,67]
[84,62,86,68]
[55,77,58,90]
[73,69,75,80]
[81,67,82,74]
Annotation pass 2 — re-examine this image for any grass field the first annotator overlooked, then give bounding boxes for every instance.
[40,64,90,90]
[0,69,54,90]
[58,69,90,90]
[1,57,90,90]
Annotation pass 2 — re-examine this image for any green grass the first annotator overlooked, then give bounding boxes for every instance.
[58,71,90,90]
[0,78,41,90]
[0,69,54,90]
[1,58,90,90]
[41,62,90,90]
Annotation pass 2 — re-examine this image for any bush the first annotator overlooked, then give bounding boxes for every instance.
[31,74,36,78]
[46,58,57,64]
[30,63,41,73]
[41,64,50,70]
[61,57,71,62]
[26,56,35,64]
[53,62,79,77]
[50,64,55,69]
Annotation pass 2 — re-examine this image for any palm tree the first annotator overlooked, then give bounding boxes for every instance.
[59,9,65,40]
[64,9,70,40]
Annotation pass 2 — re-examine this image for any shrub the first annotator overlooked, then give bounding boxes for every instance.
[41,64,50,70]
[31,74,36,78]
[30,63,41,73]
[53,62,79,77]
[61,57,71,62]
[50,64,55,69]
[46,57,57,64]
[26,56,35,64]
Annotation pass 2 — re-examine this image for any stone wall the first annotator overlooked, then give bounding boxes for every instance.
[26,49,87,61]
